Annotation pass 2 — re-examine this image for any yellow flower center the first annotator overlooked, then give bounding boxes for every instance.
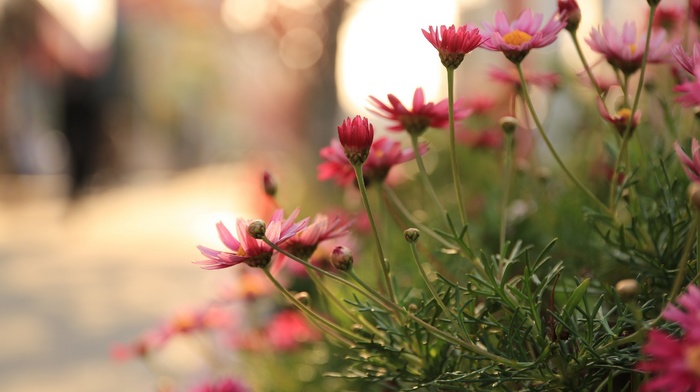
[628,44,638,55]
[503,30,533,46]
[616,108,632,121]
[686,345,700,377]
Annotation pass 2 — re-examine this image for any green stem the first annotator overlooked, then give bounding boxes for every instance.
[447,68,468,227]
[408,241,470,342]
[569,31,604,100]
[381,183,459,250]
[410,135,449,229]
[669,211,698,302]
[499,133,514,256]
[263,268,358,346]
[352,164,397,303]
[516,62,609,213]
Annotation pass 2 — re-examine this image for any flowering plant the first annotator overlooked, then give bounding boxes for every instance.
[117,2,700,391]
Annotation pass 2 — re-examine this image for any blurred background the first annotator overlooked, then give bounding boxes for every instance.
[0,0,656,391]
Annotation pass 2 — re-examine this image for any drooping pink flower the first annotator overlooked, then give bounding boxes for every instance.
[481,9,566,64]
[337,115,374,165]
[557,0,581,32]
[674,138,700,182]
[488,66,560,90]
[190,378,250,392]
[675,70,700,107]
[638,286,700,392]
[586,20,670,75]
[194,209,309,270]
[318,137,427,187]
[422,24,486,69]
[672,43,700,77]
[596,99,641,137]
[368,87,470,136]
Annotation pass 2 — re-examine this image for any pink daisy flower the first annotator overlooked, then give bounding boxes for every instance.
[318,137,428,187]
[675,69,700,107]
[338,115,374,165]
[481,9,566,64]
[673,43,700,77]
[265,309,321,351]
[368,87,471,136]
[422,24,486,69]
[194,209,309,270]
[652,6,685,34]
[675,138,700,183]
[585,20,670,75]
[638,286,700,391]
[596,99,641,137]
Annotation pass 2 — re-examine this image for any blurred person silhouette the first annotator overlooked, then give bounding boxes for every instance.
[0,0,122,200]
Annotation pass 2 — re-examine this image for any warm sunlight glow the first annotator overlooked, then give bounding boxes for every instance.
[38,0,116,52]
[336,0,458,116]
[221,0,271,33]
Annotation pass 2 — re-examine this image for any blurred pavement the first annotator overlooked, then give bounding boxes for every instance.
[0,165,257,392]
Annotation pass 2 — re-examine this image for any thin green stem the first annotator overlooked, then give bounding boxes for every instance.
[499,133,514,255]
[447,68,468,227]
[352,164,397,303]
[408,241,470,342]
[516,63,609,213]
[381,183,458,250]
[669,211,698,302]
[569,31,603,100]
[263,268,357,346]
[409,135,449,228]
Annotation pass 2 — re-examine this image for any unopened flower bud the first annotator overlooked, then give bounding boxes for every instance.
[294,291,310,306]
[338,116,374,165]
[558,0,581,32]
[408,303,419,313]
[404,228,420,243]
[499,116,518,135]
[262,171,277,197]
[647,0,661,6]
[615,279,639,301]
[330,246,354,271]
[247,220,267,239]
[688,183,700,209]
[351,324,363,333]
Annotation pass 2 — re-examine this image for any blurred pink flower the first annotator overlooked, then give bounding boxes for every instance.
[675,70,700,107]
[194,209,309,270]
[266,309,321,351]
[638,286,700,392]
[338,115,374,165]
[422,24,485,69]
[163,307,230,336]
[456,127,503,150]
[460,95,497,115]
[481,9,566,64]
[318,137,427,187]
[190,378,249,392]
[652,6,685,34]
[692,0,700,27]
[111,330,168,361]
[368,87,470,136]
[676,138,700,182]
[596,99,641,137]
[488,66,560,89]
[585,20,670,75]
[672,43,700,77]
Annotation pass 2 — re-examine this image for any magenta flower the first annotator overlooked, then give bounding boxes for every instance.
[337,115,374,165]
[557,0,581,32]
[190,378,250,392]
[318,137,428,187]
[673,43,700,77]
[585,20,670,75]
[596,99,641,137]
[422,24,486,69]
[368,87,470,136]
[638,286,700,392]
[481,9,566,64]
[692,0,700,27]
[194,209,309,270]
[652,6,685,34]
[675,138,700,182]
[675,70,700,108]
[274,213,353,271]
[266,310,320,351]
